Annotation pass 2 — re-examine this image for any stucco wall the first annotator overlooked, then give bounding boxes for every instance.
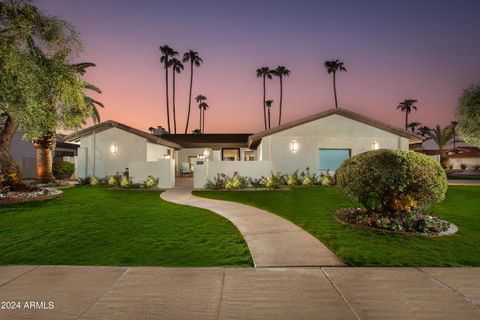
[129,159,175,188]
[258,114,409,173]
[449,158,480,170]
[146,143,172,161]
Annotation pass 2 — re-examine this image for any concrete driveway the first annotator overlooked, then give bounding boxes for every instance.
[0,266,479,320]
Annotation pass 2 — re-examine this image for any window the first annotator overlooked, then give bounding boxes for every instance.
[244,150,255,161]
[222,148,240,161]
[319,149,351,171]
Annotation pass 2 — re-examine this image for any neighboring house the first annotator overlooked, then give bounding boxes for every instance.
[413,141,480,170]
[10,132,79,179]
[65,107,422,188]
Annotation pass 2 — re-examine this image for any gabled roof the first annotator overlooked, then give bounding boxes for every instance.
[65,120,182,149]
[160,133,251,149]
[248,107,424,149]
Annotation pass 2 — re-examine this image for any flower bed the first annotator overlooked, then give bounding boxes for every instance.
[335,208,457,237]
[0,188,63,205]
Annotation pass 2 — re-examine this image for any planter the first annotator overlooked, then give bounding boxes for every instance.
[0,188,63,205]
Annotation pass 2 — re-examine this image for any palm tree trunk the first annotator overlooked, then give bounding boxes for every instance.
[268,108,271,129]
[172,69,177,134]
[0,113,22,185]
[33,132,56,182]
[333,71,338,108]
[202,109,206,133]
[405,112,409,130]
[263,76,267,130]
[165,61,171,133]
[278,76,283,126]
[199,108,202,133]
[185,62,193,133]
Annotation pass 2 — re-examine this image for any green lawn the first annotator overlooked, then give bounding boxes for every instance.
[0,187,252,267]
[195,186,480,267]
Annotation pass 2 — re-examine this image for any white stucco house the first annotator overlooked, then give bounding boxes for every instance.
[65,107,423,188]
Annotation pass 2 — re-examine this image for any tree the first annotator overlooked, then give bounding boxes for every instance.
[324,59,347,108]
[182,50,203,134]
[265,100,273,129]
[449,121,459,148]
[192,128,201,134]
[396,99,418,130]
[72,62,104,124]
[256,67,273,130]
[424,125,454,168]
[417,126,431,137]
[168,58,183,133]
[0,0,86,185]
[272,66,290,126]
[456,84,480,147]
[407,121,421,133]
[159,45,178,133]
[196,95,207,133]
[199,102,209,133]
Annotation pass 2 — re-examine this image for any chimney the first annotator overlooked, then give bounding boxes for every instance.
[151,126,169,136]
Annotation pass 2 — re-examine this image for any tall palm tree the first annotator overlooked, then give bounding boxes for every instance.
[199,102,209,133]
[407,121,421,133]
[324,59,347,108]
[449,121,459,148]
[192,129,202,134]
[196,95,207,133]
[272,66,290,126]
[396,99,418,130]
[418,125,431,137]
[425,125,454,168]
[168,58,184,133]
[159,45,178,133]
[182,50,203,134]
[265,100,274,130]
[72,62,104,124]
[256,67,273,130]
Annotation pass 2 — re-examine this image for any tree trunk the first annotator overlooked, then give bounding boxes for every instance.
[268,108,271,130]
[202,109,206,133]
[278,76,283,126]
[405,112,409,130]
[333,71,338,108]
[263,76,267,130]
[185,62,193,133]
[32,132,56,183]
[172,68,177,134]
[0,113,22,185]
[165,61,171,133]
[199,108,202,133]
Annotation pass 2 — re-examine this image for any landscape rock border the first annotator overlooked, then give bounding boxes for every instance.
[0,188,63,205]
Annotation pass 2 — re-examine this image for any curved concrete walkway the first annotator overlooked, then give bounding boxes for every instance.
[161,186,344,267]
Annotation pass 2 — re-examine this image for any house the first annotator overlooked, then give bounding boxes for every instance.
[413,141,480,170]
[65,107,423,188]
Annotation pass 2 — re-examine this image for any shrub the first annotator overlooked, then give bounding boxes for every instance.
[120,176,131,188]
[336,150,448,214]
[287,170,300,186]
[225,172,247,190]
[474,164,480,171]
[52,161,75,179]
[300,167,317,186]
[250,177,265,188]
[460,163,467,170]
[90,176,100,186]
[205,173,226,190]
[265,172,282,189]
[77,177,91,185]
[107,174,120,187]
[144,175,159,188]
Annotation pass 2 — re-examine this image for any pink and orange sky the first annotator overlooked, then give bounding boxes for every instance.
[38,0,480,133]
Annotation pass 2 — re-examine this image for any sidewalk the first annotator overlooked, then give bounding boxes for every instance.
[0,266,479,320]
[161,186,344,267]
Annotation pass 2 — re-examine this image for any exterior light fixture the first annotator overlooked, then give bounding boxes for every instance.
[203,149,210,158]
[198,154,205,160]
[290,140,299,153]
[372,141,379,150]
[163,154,171,159]
[110,144,118,155]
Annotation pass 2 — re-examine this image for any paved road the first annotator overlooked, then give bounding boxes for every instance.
[0,266,479,320]
[161,186,343,267]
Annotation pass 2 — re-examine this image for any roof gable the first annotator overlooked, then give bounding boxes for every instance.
[248,108,423,148]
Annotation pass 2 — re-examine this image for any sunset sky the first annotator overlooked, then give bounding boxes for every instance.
[37,0,480,134]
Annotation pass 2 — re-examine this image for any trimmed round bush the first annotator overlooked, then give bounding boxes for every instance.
[52,161,75,179]
[336,150,447,214]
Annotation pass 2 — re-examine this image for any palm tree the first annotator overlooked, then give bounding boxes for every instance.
[182,50,203,134]
[272,66,290,126]
[192,129,201,134]
[425,125,454,168]
[148,127,155,134]
[324,59,347,108]
[265,100,274,129]
[396,99,418,130]
[72,62,104,124]
[168,58,184,133]
[196,95,207,133]
[407,121,421,133]
[449,121,459,148]
[199,102,209,133]
[417,125,431,137]
[159,45,178,133]
[256,67,273,130]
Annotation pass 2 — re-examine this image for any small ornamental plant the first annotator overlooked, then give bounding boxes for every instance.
[144,176,159,189]
[265,172,282,189]
[120,176,131,188]
[107,175,120,187]
[90,176,100,186]
[300,167,317,186]
[287,170,300,186]
[225,172,247,190]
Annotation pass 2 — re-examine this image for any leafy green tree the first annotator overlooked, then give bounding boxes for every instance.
[265,99,273,129]
[324,59,347,108]
[457,84,480,147]
[168,58,184,133]
[159,45,178,133]
[182,50,203,133]
[272,66,290,126]
[396,99,418,130]
[256,67,273,130]
[0,0,86,184]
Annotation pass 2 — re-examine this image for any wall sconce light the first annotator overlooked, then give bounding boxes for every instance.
[203,149,210,158]
[110,144,118,155]
[372,141,379,150]
[163,154,171,159]
[290,140,299,153]
[198,154,205,160]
